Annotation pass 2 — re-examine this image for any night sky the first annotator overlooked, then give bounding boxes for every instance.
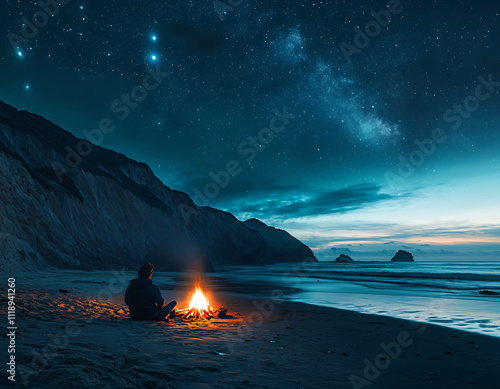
[1,0,499,260]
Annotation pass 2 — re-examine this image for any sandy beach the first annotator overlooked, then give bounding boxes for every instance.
[2,270,500,389]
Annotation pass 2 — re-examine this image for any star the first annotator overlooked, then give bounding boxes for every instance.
[152,35,157,41]
[25,85,30,90]
[151,54,157,61]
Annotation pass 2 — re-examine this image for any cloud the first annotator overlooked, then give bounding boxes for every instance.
[183,177,398,221]
[183,177,300,205]
[330,247,353,253]
[229,183,395,219]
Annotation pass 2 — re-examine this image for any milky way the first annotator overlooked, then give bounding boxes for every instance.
[1,0,499,259]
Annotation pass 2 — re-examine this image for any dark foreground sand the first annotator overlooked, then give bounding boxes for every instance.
[2,272,500,389]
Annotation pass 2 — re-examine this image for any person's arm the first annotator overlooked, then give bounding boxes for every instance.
[153,285,166,308]
[124,287,130,306]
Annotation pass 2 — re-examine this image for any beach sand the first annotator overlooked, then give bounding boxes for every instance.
[2,271,500,389]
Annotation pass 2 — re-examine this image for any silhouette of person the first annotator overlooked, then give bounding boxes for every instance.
[124,263,177,321]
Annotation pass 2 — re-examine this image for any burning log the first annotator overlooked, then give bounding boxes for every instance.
[179,306,216,320]
[173,287,234,321]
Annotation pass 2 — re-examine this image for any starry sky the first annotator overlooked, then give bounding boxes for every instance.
[1,0,499,261]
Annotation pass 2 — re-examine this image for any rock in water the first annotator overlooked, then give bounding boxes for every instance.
[0,101,317,272]
[479,290,499,295]
[390,250,414,262]
[335,254,354,263]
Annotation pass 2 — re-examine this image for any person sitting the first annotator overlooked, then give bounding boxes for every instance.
[124,263,177,321]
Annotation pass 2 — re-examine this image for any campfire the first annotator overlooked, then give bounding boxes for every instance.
[177,287,217,320]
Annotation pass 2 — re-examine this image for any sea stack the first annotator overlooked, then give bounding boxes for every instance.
[479,290,499,296]
[391,250,414,262]
[335,254,354,263]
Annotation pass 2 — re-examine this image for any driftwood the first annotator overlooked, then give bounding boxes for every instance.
[177,306,227,321]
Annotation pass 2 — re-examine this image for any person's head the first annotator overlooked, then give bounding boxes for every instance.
[138,263,154,279]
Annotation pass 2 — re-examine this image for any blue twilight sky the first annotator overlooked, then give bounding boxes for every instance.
[1,0,499,260]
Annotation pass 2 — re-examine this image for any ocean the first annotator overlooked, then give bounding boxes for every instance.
[218,261,500,338]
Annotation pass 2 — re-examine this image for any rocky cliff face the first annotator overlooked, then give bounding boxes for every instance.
[243,218,316,263]
[0,102,317,273]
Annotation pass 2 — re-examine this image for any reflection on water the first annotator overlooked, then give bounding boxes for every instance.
[219,262,500,338]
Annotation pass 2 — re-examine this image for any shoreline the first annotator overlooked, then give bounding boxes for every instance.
[3,270,500,388]
[283,296,500,339]
[215,262,500,338]
[7,267,500,338]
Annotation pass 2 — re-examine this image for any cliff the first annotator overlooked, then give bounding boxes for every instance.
[0,102,317,273]
[243,218,316,263]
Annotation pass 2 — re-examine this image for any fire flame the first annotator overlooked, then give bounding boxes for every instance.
[189,287,211,312]
[177,286,216,320]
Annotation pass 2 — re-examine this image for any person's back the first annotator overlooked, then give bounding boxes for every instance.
[124,263,177,321]
[125,277,164,320]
